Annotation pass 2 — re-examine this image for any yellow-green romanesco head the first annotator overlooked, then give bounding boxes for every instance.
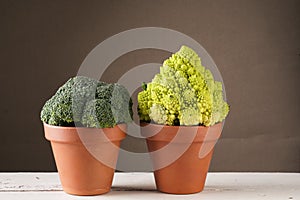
[138,45,229,126]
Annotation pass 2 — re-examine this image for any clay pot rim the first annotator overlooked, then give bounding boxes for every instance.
[140,122,222,128]
[44,123,127,144]
[43,122,126,130]
[140,122,223,143]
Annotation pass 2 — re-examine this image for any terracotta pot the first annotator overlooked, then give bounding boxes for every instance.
[44,123,126,196]
[141,122,222,194]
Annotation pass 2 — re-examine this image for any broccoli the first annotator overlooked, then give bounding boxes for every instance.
[40,76,133,128]
[138,46,229,126]
[81,99,116,128]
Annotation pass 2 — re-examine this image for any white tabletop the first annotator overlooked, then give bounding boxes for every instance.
[0,172,299,199]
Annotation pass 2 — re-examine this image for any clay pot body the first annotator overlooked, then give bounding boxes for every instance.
[44,123,126,196]
[141,122,222,194]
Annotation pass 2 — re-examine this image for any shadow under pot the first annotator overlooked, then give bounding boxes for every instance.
[141,122,223,194]
[44,123,126,196]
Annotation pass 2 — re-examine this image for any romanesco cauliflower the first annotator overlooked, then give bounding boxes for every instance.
[138,45,229,126]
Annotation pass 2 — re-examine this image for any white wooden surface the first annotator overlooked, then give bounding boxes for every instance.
[0,173,299,199]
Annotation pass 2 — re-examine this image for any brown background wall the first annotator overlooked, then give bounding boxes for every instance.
[0,0,299,172]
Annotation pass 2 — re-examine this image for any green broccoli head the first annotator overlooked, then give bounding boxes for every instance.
[138,45,229,126]
[40,76,133,128]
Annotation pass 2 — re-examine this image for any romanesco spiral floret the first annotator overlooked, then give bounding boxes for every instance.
[138,45,229,126]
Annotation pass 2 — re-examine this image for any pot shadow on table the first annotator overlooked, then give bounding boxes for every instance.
[108,185,239,197]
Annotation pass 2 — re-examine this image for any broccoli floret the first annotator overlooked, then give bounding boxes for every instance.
[81,99,116,128]
[40,76,133,128]
[110,83,133,124]
[138,45,229,126]
[41,76,97,126]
